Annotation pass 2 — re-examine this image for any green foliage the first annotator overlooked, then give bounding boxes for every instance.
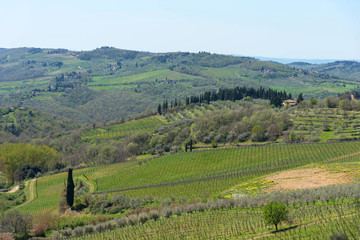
[296,93,304,103]
[310,97,318,106]
[0,107,79,143]
[0,190,26,211]
[66,169,75,208]
[0,143,60,184]
[251,125,265,142]
[263,201,288,231]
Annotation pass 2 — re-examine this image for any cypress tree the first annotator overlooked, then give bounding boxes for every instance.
[157,104,162,115]
[297,93,304,103]
[66,168,75,208]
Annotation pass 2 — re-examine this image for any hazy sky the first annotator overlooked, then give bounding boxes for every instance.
[1,0,359,59]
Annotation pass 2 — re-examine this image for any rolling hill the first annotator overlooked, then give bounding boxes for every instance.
[1,47,359,123]
[289,60,360,81]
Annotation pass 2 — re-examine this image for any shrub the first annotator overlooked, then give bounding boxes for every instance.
[127,214,139,225]
[84,225,94,234]
[149,210,160,221]
[116,217,127,227]
[72,226,84,236]
[95,223,105,233]
[138,212,149,223]
[329,232,349,240]
[61,228,72,237]
[160,207,172,218]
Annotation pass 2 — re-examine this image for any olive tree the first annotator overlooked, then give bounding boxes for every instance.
[263,201,288,231]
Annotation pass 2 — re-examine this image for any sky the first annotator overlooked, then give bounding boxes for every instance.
[0,0,359,60]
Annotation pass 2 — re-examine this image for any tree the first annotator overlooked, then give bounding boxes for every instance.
[263,201,289,231]
[325,96,339,108]
[117,60,122,68]
[66,168,75,208]
[157,104,162,115]
[2,210,33,239]
[0,143,60,185]
[296,93,304,104]
[251,125,265,142]
[309,97,318,106]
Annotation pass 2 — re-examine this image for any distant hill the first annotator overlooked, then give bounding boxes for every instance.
[254,56,343,64]
[233,55,347,64]
[0,47,359,123]
[289,60,360,81]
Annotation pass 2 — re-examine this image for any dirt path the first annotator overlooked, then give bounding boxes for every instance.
[14,179,36,209]
[251,213,359,239]
[7,185,19,193]
[87,180,95,193]
[82,177,95,193]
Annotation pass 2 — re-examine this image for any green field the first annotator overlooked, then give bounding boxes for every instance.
[17,141,360,214]
[87,69,204,91]
[82,115,168,140]
[68,201,359,239]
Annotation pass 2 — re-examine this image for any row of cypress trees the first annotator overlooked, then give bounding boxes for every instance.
[158,86,292,114]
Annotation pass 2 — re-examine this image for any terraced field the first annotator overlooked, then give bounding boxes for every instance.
[291,108,360,141]
[82,115,168,140]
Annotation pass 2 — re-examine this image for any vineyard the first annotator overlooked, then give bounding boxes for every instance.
[17,141,360,214]
[81,116,168,140]
[67,197,360,239]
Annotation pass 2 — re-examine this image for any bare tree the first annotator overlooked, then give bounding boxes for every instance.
[2,210,32,239]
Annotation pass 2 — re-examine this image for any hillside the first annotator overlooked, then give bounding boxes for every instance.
[289,60,360,81]
[0,47,358,123]
[12,141,360,239]
[0,107,79,144]
[2,94,360,239]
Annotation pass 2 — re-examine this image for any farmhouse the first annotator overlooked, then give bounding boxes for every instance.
[282,99,297,107]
